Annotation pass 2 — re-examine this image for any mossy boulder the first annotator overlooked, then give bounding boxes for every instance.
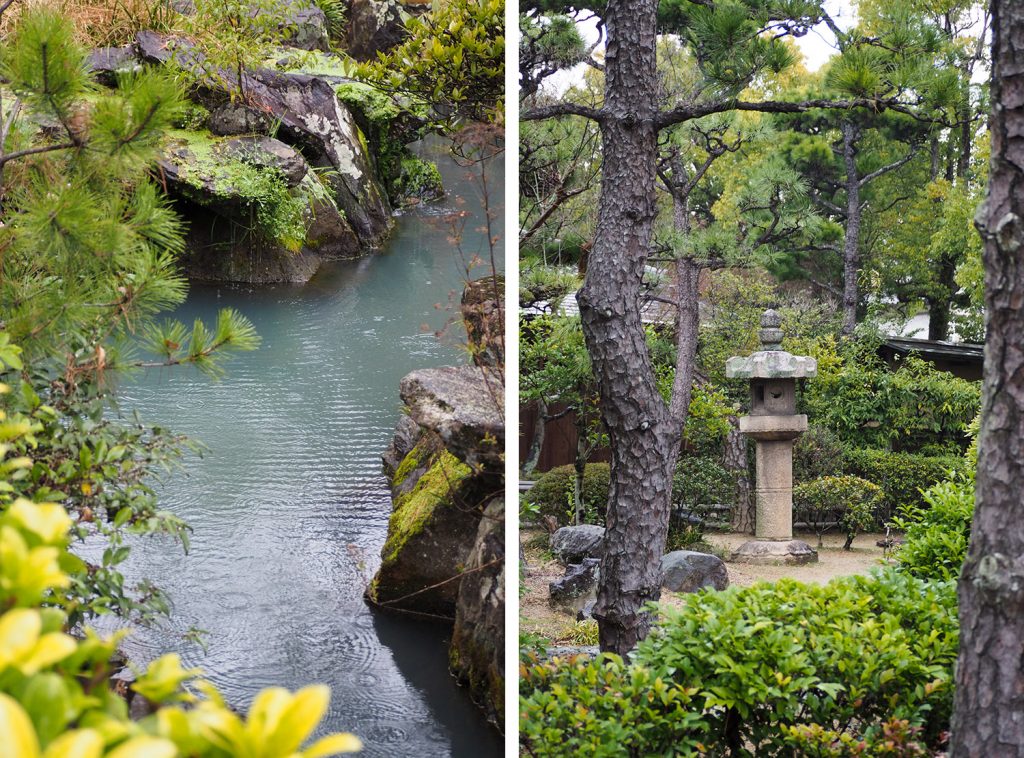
[159,129,360,282]
[450,497,504,728]
[367,439,492,617]
[335,82,433,204]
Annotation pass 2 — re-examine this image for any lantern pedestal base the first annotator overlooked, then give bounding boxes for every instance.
[729,539,818,565]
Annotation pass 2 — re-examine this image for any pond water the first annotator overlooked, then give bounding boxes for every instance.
[108,140,504,756]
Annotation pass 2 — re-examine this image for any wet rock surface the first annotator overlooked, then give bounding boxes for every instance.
[660,550,729,593]
[549,558,600,615]
[400,367,504,470]
[450,497,505,728]
[550,525,605,565]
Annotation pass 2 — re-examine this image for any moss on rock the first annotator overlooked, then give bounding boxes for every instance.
[162,129,314,250]
[382,449,472,563]
[368,438,492,618]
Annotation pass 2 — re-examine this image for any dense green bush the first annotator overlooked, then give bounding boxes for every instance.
[672,454,736,511]
[521,569,957,757]
[794,475,883,549]
[519,653,707,756]
[794,426,846,483]
[842,448,967,522]
[894,475,974,582]
[805,348,980,453]
[526,463,610,526]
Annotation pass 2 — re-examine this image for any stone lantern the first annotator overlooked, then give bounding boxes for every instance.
[725,309,818,564]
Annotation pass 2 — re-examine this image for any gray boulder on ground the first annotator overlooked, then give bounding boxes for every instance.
[550,525,605,565]
[450,497,504,727]
[660,550,729,593]
[400,366,504,470]
[549,558,600,615]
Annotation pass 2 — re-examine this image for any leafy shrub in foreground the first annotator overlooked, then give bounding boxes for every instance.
[794,475,883,549]
[894,475,974,582]
[519,653,707,756]
[520,569,957,757]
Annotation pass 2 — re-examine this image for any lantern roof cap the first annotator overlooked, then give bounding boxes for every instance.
[725,309,818,380]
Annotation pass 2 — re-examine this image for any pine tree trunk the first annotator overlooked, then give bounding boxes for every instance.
[581,0,680,657]
[950,1,1024,751]
[573,429,587,526]
[840,120,862,337]
[724,418,753,533]
[522,399,546,476]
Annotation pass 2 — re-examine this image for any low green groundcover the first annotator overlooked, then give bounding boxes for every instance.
[521,568,956,757]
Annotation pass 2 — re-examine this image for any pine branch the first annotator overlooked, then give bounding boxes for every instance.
[857,144,921,190]
[522,102,604,122]
[0,141,78,167]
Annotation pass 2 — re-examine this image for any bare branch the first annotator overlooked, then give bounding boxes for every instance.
[522,102,604,122]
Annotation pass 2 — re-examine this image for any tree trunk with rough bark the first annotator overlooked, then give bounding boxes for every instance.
[950,1,1024,751]
[522,399,546,476]
[581,0,681,657]
[840,120,862,337]
[723,418,753,533]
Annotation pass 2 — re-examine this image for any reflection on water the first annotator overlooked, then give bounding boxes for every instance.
[104,140,504,756]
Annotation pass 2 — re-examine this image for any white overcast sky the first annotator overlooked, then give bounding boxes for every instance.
[541,0,856,94]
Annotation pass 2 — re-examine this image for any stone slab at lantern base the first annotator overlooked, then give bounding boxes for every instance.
[729,539,818,565]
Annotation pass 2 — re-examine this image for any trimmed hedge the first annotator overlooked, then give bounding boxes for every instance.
[842,447,968,522]
[520,569,957,756]
[525,463,610,526]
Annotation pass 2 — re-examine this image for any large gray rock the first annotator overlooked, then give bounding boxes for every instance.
[549,558,599,615]
[381,415,422,481]
[450,497,504,727]
[345,0,406,60]
[88,46,140,85]
[221,136,308,187]
[208,102,275,136]
[400,366,504,470]
[136,31,392,246]
[660,550,729,593]
[277,0,331,51]
[550,525,605,565]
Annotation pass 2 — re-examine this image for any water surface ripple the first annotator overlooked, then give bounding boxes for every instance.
[107,141,503,756]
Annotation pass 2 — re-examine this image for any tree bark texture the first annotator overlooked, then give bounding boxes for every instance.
[580,0,681,657]
[724,418,754,534]
[951,1,1024,752]
[841,120,862,337]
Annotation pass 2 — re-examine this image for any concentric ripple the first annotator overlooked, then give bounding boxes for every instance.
[105,139,504,757]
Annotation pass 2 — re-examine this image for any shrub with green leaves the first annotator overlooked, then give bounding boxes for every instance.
[842,448,967,522]
[356,0,504,125]
[805,347,980,453]
[525,463,610,526]
[672,454,736,512]
[519,652,708,756]
[521,569,958,756]
[794,475,883,550]
[894,474,974,582]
